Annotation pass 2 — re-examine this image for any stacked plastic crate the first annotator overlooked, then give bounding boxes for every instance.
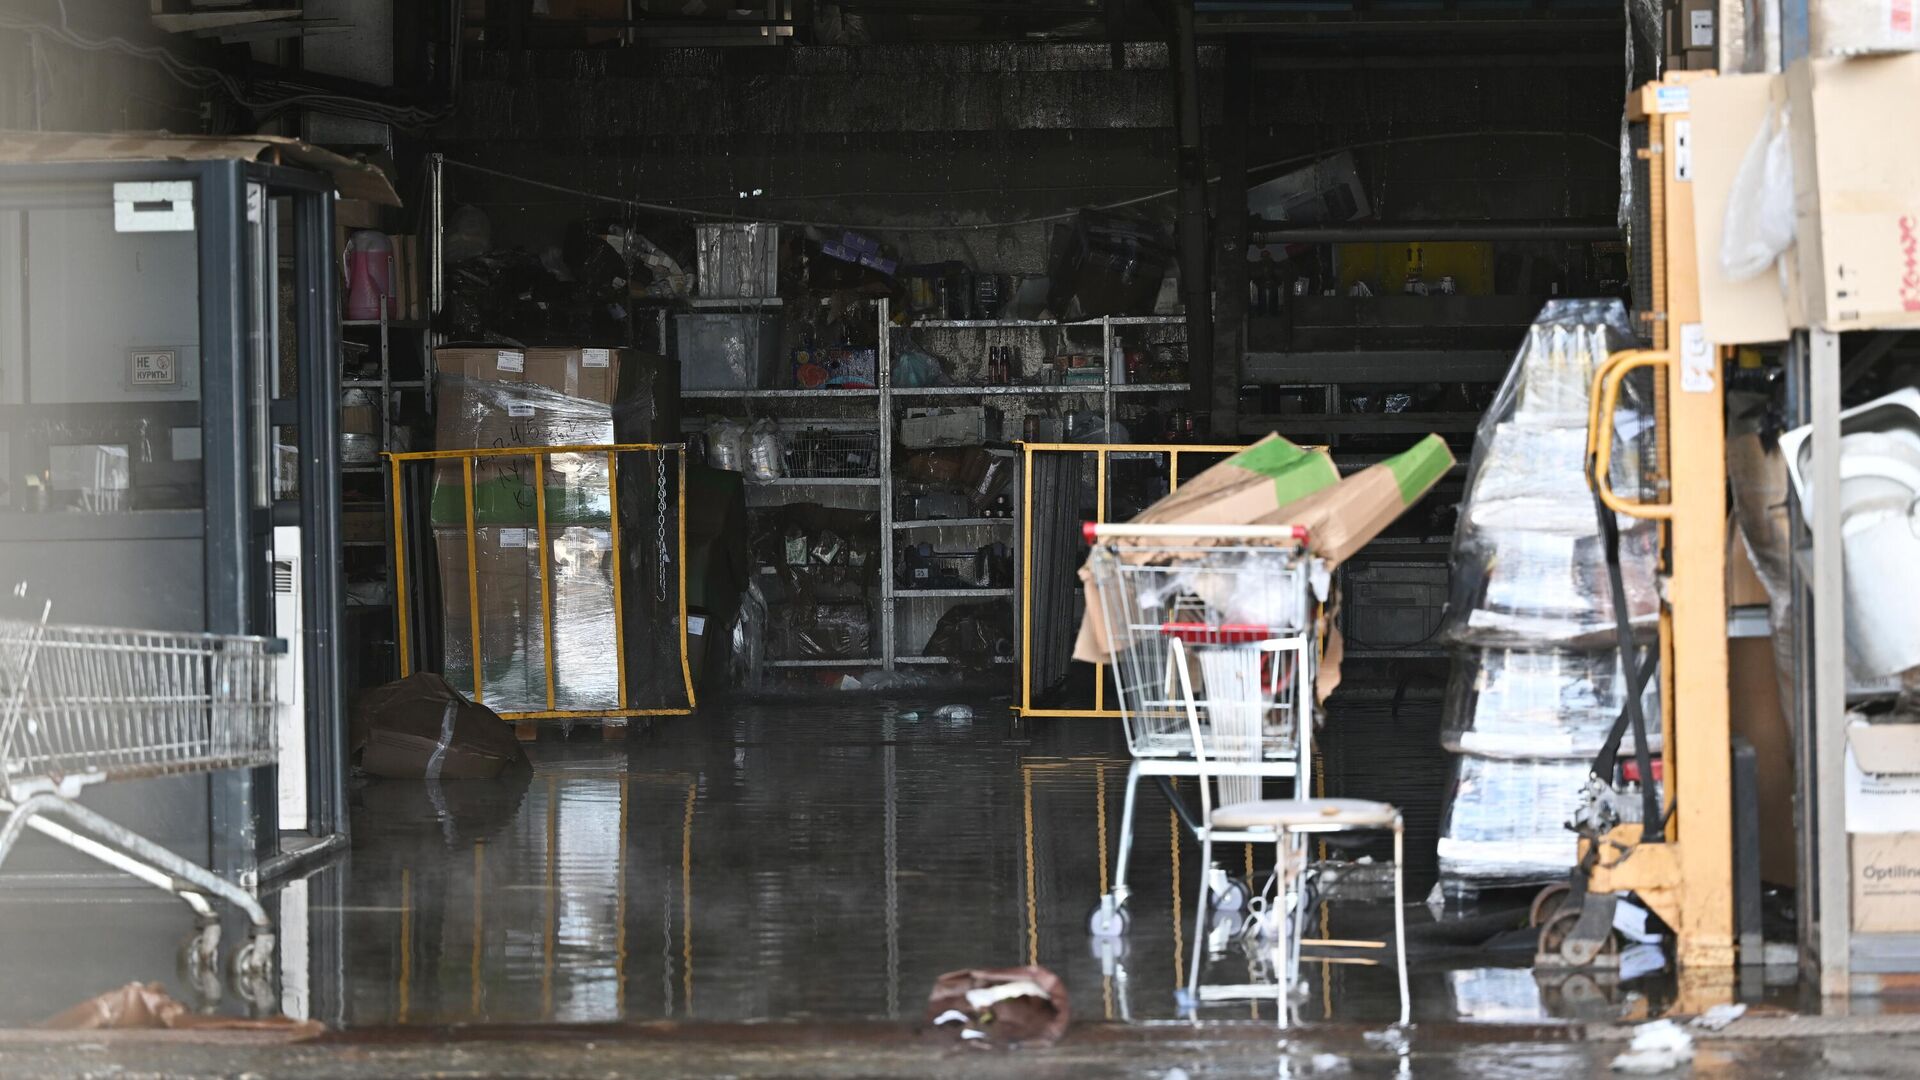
[1435,299,1662,898]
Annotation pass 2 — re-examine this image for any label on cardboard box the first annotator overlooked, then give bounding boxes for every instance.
[496,350,525,373]
[1690,8,1714,46]
[507,403,536,419]
[581,348,612,369]
[1680,324,1715,392]
[500,528,528,548]
[1853,833,1920,933]
[1655,85,1691,113]
[1845,720,1920,832]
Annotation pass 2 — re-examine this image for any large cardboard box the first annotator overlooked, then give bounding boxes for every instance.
[1118,434,1453,565]
[1691,74,1796,344]
[1846,719,1920,931]
[1730,637,1796,885]
[1073,434,1456,689]
[1785,55,1920,332]
[435,524,620,714]
[1813,0,1920,57]
[525,347,621,404]
[437,346,526,384]
[1854,834,1920,933]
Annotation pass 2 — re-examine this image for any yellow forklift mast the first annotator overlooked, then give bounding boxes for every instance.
[1535,71,1736,1005]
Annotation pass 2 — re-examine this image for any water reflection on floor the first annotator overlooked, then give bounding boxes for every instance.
[0,692,1698,1030]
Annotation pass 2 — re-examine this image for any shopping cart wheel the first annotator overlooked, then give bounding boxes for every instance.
[1209,870,1251,914]
[1087,898,1130,938]
[230,933,276,1008]
[178,922,223,1007]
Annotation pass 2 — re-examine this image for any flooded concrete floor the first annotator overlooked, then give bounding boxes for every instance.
[0,692,1913,1076]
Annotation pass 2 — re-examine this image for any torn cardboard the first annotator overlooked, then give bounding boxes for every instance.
[1073,433,1455,702]
[350,672,529,780]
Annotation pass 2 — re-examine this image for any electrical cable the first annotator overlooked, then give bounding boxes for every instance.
[442,128,1620,233]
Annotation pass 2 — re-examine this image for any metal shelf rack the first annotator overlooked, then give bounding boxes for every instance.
[677,298,1188,672]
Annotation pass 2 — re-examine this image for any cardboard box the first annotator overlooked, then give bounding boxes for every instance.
[1854,833,1920,933]
[436,347,526,384]
[1684,47,1718,69]
[1813,0,1920,57]
[525,347,621,404]
[1727,516,1773,607]
[341,404,378,436]
[336,198,382,230]
[1119,433,1452,565]
[1730,636,1797,885]
[1845,718,1920,832]
[1073,434,1456,692]
[435,524,620,713]
[1785,55,1920,332]
[1692,73,1797,344]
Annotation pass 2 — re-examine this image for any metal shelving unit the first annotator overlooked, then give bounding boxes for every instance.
[878,300,1187,669]
[340,301,432,623]
[892,517,1011,530]
[678,297,1187,673]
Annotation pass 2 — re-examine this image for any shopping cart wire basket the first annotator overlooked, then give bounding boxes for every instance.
[0,606,286,1000]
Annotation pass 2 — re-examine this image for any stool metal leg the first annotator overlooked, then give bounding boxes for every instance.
[1187,829,1213,1020]
[1275,828,1292,1030]
[1392,818,1410,1027]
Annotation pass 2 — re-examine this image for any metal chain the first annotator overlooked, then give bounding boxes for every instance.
[655,449,669,602]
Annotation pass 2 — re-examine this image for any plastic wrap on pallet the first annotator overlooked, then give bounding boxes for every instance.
[431,374,615,526]
[1447,522,1661,648]
[1442,298,1660,648]
[434,525,619,714]
[1442,648,1661,759]
[1435,754,1589,888]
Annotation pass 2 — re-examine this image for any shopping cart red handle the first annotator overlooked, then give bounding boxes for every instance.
[1081,522,1310,544]
[1158,622,1281,644]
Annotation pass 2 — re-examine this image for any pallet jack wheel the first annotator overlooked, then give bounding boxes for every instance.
[1529,882,1572,928]
[1537,907,1619,966]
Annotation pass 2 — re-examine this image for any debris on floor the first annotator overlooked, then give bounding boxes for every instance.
[351,673,528,780]
[1691,1002,1748,1031]
[924,965,1069,1047]
[1610,1018,1696,1074]
[43,982,324,1038]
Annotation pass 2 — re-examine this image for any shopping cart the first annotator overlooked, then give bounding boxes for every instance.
[0,600,285,1000]
[1080,522,1316,939]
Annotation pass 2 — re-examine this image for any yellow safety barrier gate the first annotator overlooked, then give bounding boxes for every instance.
[1016,442,1247,719]
[386,443,695,722]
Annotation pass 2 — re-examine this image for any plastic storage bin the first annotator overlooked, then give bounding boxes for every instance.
[677,313,783,391]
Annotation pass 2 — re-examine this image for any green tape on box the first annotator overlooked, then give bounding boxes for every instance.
[1383,434,1454,504]
[1228,437,1341,507]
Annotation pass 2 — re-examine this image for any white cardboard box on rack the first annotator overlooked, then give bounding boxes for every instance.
[1845,718,1920,933]
[899,406,998,449]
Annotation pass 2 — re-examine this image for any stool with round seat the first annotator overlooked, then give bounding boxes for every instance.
[1169,640,1412,1029]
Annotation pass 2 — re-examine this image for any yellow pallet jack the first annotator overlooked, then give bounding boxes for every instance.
[1532,72,1737,1007]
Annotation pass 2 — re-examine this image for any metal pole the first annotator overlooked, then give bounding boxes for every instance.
[199,160,261,880]
[295,183,347,842]
[1808,327,1849,995]
[1170,0,1215,421]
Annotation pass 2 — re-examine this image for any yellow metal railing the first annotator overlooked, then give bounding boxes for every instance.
[386,442,695,721]
[1015,441,1247,719]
